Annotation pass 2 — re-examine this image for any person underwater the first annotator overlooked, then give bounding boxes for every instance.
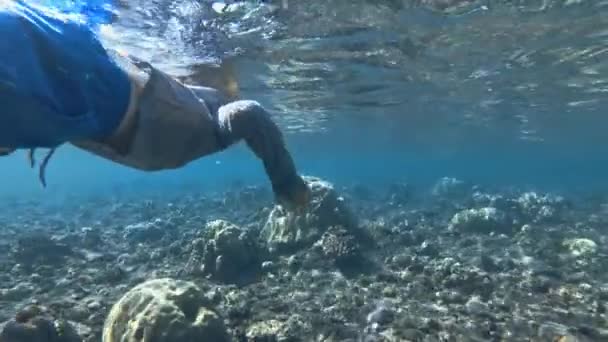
[0,0,310,209]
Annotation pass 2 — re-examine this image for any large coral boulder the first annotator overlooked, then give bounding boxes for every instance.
[102,278,228,342]
[261,176,357,253]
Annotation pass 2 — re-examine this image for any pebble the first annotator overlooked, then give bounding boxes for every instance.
[367,301,395,325]
[261,261,275,272]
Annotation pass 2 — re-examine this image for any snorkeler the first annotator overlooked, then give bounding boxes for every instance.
[0,1,310,208]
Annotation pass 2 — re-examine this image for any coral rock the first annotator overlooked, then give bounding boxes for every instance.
[448,207,510,234]
[563,238,597,257]
[186,220,260,283]
[102,278,228,342]
[262,176,356,253]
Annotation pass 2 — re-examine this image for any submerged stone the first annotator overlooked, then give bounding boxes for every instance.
[448,207,510,234]
[516,192,566,223]
[11,234,73,266]
[245,320,284,341]
[562,238,597,257]
[262,176,357,253]
[123,219,166,243]
[0,282,35,302]
[186,219,261,284]
[102,278,228,342]
[314,226,361,269]
[245,315,311,342]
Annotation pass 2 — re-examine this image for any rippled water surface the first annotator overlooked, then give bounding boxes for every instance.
[4,0,608,195]
[97,0,608,142]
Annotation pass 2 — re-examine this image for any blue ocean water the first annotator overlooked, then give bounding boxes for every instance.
[2,3,608,340]
[1,0,607,199]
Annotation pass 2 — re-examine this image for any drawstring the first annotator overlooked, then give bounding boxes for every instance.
[28,148,56,188]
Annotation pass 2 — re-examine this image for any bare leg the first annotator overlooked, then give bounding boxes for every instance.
[215,100,309,207]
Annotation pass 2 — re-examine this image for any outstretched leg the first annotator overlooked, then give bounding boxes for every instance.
[215,100,310,207]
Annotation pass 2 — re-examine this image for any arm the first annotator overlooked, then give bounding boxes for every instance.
[214,100,310,208]
[72,62,310,207]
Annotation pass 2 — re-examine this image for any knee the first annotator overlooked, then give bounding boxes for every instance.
[217,100,272,135]
[219,100,266,120]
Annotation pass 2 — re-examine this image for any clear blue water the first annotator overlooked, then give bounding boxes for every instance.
[2,0,608,199]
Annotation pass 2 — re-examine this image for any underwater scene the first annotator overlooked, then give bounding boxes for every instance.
[1,0,608,341]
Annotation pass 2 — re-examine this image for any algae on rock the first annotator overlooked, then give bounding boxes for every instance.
[262,176,357,253]
[102,278,228,342]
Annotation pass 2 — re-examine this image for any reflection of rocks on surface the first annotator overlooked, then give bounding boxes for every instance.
[262,176,357,253]
[10,234,72,266]
[448,207,511,234]
[102,278,228,342]
[185,220,261,284]
[0,305,81,342]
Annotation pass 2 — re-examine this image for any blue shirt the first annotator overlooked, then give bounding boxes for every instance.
[0,0,130,148]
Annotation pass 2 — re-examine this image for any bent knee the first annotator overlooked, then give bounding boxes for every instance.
[218,100,265,118]
[217,100,271,132]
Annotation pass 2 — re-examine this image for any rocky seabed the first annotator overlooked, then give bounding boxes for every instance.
[1,176,608,342]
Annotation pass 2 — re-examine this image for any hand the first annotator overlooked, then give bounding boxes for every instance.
[275,175,311,211]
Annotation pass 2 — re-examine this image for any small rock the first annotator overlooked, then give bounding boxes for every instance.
[262,176,357,253]
[261,261,275,272]
[563,238,597,257]
[123,219,166,243]
[286,255,299,270]
[367,300,395,326]
[315,226,361,268]
[448,207,510,234]
[80,227,103,249]
[0,305,82,342]
[186,220,261,284]
[0,282,35,301]
[537,322,572,340]
[465,295,489,316]
[246,320,284,341]
[11,234,72,265]
[516,192,566,223]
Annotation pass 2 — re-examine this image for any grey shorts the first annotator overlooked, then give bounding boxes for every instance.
[74,57,224,171]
